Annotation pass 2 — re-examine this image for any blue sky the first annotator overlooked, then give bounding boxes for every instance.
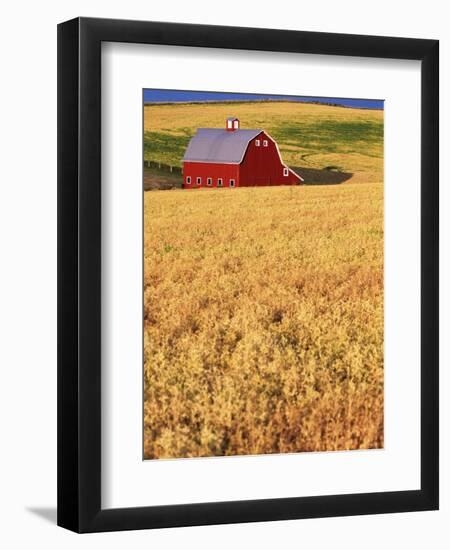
[143,89,384,110]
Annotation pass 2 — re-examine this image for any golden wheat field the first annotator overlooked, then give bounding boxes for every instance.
[144,101,383,184]
[143,182,384,459]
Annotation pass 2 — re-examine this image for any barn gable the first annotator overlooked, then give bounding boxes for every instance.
[183,128,262,164]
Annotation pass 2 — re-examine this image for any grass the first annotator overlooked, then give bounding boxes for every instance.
[143,183,384,459]
[143,101,384,183]
[272,120,383,155]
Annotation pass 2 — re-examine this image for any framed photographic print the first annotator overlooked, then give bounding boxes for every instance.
[57,17,439,532]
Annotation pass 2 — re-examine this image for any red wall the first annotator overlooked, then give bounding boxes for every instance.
[240,132,301,186]
[182,132,301,189]
[183,162,239,189]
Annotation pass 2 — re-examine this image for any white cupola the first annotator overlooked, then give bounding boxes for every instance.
[226,117,240,131]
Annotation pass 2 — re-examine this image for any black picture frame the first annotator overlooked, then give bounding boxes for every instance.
[57,17,439,533]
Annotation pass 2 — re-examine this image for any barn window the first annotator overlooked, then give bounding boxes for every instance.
[217,178,223,187]
[186,176,191,184]
[229,179,235,187]
[283,167,289,177]
[263,140,268,147]
[207,177,212,186]
[196,177,202,185]
[233,120,239,129]
[255,139,260,147]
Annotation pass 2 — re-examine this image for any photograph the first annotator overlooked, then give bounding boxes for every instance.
[143,89,384,460]
[52,9,440,537]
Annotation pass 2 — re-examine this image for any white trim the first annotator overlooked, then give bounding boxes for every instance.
[263,139,268,147]
[229,179,236,187]
[263,131,305,182]
[217,178,223,187]
[185,176,191,184]
[288,167,304,181]
[255,139,260,147]
[207,177,212,186]
[283,167,289,177]
[196,176,202,185]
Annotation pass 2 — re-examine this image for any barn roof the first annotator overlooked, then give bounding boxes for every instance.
[183,128,262,164]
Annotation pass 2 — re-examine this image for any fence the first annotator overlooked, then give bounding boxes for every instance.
[144,160,182,175]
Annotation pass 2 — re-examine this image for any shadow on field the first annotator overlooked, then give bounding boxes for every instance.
[144,167,183,190]
[144,165,353,190]
[293,166,353,185]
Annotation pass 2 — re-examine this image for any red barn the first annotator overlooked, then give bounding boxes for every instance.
[182,117,303,189]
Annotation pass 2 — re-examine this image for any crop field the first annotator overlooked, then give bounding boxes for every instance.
[144,101,383,184]
[143,182,384,459]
